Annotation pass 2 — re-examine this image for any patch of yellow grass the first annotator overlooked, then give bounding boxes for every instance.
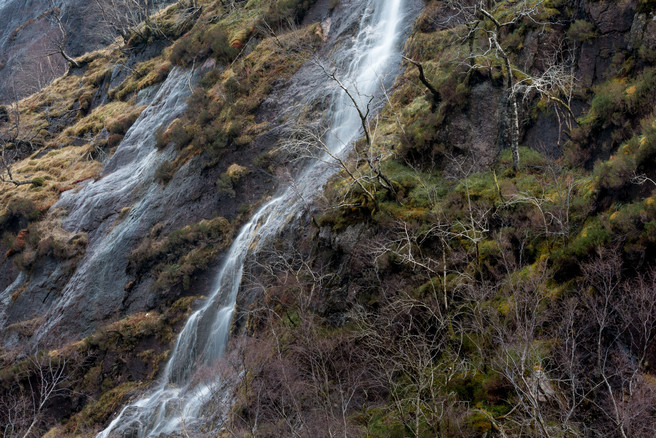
[1,146,103,216]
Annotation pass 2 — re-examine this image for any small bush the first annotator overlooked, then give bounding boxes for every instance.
[107,110,141,136]
[37,232,88,260]
[585,79,626,129]
[112,61,172,101]
[206,26,238,61]
[154,160,175,184]
[626,68,656,113]
[169,25,237,66]
[155,118,192,149]
[128,216,232,278]
[107,134,123,148]
[78,91,95,115]
[397,97,441,163]
[266,0,317,24]
[638,0,656,13]
[636,116,656,168]
[216,163,249,197]
[199,69,223,89]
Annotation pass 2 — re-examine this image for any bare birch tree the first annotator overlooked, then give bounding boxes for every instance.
[0,353,71,438]
[432,0,577,171]
[46,1,81,69]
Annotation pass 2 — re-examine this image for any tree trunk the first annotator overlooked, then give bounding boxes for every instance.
[510,90,520,172]
[403,56,441,111]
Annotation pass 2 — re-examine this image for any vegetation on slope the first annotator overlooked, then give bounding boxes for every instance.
[213,1,656,437]
[0,0,322,435]
[2,0,656,436]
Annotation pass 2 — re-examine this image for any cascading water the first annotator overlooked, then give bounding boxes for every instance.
[99,1,416,436]
[30,68,194,345]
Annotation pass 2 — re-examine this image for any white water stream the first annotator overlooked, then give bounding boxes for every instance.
[99,0,411,435]
[31,67,193,344]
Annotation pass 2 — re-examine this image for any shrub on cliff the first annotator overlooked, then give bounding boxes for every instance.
[169,24,237,66]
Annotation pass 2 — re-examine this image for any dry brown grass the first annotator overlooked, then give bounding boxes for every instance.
[1,146,103,216]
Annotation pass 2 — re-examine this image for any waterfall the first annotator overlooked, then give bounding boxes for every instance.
[30,67,193,345]
[0,272,26,330]
[99,0,414,436]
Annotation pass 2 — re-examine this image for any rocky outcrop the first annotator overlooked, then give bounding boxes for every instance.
[577,0,638,87]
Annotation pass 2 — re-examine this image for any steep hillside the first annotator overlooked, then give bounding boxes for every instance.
[1,0,656,436]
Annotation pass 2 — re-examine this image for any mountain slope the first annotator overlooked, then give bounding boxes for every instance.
[1,0,656,436]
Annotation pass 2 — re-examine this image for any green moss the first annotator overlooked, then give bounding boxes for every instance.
[592,113,656,193]
[68,382,141,432]
[568,217,611,257]
[30,176,45,187]
[577,68,656,143]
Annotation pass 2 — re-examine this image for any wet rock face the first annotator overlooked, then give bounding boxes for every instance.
[0,0,87,102]
[587,0,637,34]
[521,0,643,157]
[575,0,638,87]
[0,0,174,102]
[434,81,503,170]
[468,82,503,167]
[0,0,350,348]
[630,12,656,52]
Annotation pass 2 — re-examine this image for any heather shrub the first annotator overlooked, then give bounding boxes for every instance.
[206,25,238,61]
[154,160,175,184]
[0,198,41,231]
[169,25,237,66]
[155,119,192,150]
[107,134,123,148]
[265,0,317,24]
[107,111,141,135]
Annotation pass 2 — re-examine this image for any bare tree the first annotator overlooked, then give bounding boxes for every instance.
[277,62,397,208]
[502,162,579,250]
[485,263,560,437]
[0,101,38,186]
[352,290,474,437]
[278,125,378,206]
[513,41,578,149]
[581,254,656,438]
[46,1,81,69]
[322,66,396,195]
[0,353,71,438]
[534,250,656,437]
[433,0,577,171]
[92,0,157,44]
[402,56,441,111]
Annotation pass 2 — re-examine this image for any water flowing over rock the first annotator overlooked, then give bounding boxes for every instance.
[25,68,194,346]
[98,0,419,435]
